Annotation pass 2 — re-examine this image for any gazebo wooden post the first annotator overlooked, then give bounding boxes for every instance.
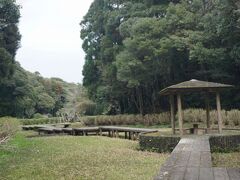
[205,92,210,132]
[160,80,232,135]
[216,92,223,133]
[177,94,183,136]
[169,95,175,134]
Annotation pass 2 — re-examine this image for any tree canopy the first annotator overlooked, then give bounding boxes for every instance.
[81,0,240,115]
[0,0,94,118]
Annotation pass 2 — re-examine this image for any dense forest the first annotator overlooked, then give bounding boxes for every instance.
[1,0,240,118]
[81,0,240,115]
[0,0,94,118]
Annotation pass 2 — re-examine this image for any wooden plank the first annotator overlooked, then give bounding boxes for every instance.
[199,168,214,180]
[188,152,201,167]
[155,136,240,180]
[39,128,54,135]
[169,171,185,180]
[172,141,185,153]
[227,168,240,180]
[53,128,63,134]
[73,127,99,131]
[163,152,179,167]
[213,168,229,180]
[184,167,199,180]
[99,126,157,133]
[175,151,190,167]
[200,152,212,168]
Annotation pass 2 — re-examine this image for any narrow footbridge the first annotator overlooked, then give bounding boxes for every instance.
[22,125,157,140]
[154,136,240,180]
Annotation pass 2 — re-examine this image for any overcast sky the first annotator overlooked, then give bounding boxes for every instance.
[16,0,94,83]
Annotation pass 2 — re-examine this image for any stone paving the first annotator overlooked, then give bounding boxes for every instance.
[154,136,240,180]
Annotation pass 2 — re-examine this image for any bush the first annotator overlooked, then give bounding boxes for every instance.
[176,108,207,123]
[0,117,20,139]
[19,117,60,125]
[209,134,240,152]
[19,109,240,127]
[33,113,45,119]
[79,108,240,127]
[228,110,240,126]
[80,113,169,126]
[81,116,96,126]
[139,134,181,152]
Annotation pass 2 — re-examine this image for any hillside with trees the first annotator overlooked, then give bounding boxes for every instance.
[0,0,93,118]
[1,59,92,119]
[81,0,240,115]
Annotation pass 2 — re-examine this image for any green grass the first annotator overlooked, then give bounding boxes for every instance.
[0,132,168,180]
[212,152,240,168]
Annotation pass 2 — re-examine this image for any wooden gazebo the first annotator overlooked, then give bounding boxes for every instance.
[159,79,233,135]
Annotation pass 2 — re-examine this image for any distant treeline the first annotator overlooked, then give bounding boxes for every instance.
[81,0,240,115]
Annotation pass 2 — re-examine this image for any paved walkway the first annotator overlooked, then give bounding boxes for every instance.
[154,136,240,180]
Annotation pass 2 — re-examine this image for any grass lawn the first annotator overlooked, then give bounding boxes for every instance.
[212,152,240,168]
[0,132,168,180]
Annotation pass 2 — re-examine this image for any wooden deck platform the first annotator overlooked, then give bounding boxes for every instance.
[154,136,240,180]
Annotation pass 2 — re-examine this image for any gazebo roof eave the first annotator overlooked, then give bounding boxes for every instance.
[159,79,233,96]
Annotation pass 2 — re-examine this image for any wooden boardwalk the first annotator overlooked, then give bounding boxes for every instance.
[100,126,157,140]
[154,136,240,180]
[22,125,157,140]
[22,123,70,131]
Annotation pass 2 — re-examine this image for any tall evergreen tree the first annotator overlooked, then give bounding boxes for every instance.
[0,0,21,116]
[81,0,240,114]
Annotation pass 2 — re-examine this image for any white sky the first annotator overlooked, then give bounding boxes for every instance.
[16,0,94,83]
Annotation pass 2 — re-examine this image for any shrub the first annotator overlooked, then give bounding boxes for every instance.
[227,110,240,126]
[209,134,240,152]
[20,117,60,125]
[79,109,240,127]
[157,112,170,124]
[19,109,240,127]
[0,117,20,139]
[81,116,96,126]
[139,134,181,152]
[33,113,44,119]
[125,114,137,125]
[177,108,206,123]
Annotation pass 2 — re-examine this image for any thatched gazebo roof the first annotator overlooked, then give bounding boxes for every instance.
[159,79,233,135]
[159,79,233,95]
